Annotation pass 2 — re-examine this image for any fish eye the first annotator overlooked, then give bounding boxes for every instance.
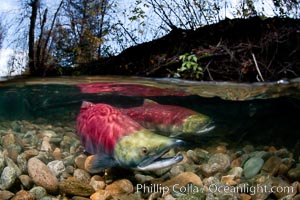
[140,147,148,155]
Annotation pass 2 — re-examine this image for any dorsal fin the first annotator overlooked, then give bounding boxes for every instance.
[81,101,94,109]
[143,99,158,105]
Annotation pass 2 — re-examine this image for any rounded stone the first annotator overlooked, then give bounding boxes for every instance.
[17,153,28,174]
[30,186,47,200]
[134,174,154,184]
[5,157,21,177]
[0,190,14,200]
[288,166,300,181]
[228,167,243,178]
[221,175,237,186]
[7,144,22,162]
[40,137,52,152]
[271,177,297,199]
[52,148,62,160]
[19,175,33,189]
[0,166,17,190]
[23,149,39,160]
[73,168,91,183]
[0,150,5,172]
[11,190,34,200]
[207,153,231,172]
[186,149,209,164]
[261,156,282,175]
[105,179,134,195]
[243,157,264,179]
[40,130,57,138]
[47,160,65,177]
[163,172,203,189]
[90,175,106,191]
[59,180,95,197]
[27,157,59,194]
[1,133,15,148]
[75,154,87,170]
[90,190,111,200]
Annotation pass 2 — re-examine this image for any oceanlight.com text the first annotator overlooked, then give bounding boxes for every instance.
[209,183,295,195]
[136,183,295,196]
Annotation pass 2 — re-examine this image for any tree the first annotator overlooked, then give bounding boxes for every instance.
[25,0,63,75]
[59,0,113,66]
[28,0,39,75]
[0,17,5,50]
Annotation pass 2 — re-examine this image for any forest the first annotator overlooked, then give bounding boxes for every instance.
[0,0,299,82]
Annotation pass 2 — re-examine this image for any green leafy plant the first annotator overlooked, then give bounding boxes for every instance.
[175,53,203,80]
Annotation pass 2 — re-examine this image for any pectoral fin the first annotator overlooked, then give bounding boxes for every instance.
[85,154,119,174]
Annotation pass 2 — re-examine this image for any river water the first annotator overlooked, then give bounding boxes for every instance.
[1,76,299,147]
[0,76,300,199]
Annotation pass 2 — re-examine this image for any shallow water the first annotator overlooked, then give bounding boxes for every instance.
[1,76,299,147]
[1,76,300,199]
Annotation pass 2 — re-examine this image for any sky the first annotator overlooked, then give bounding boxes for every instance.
[0,0,19,76]
[0,0,279,77]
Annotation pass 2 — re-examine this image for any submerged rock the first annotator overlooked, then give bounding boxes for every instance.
[17,153,28,174]
[5,157,21,177]
[288,166,300,181]
[11,190,34,200]
[271,177,297,199]
[73,168,91,183]
[1,133,16,148]
[200,153,231,176]
[47,160,65,177]
[0,190,14,200]
[27,157,58,194]
[0,166,17,190]
[105,179,134,195]
[90,175,106,191]
[163,172,202,189]
[261,156,282,175]
[18,175,33,189]
[0,150,5,172]
[29,186,47,200]
[59,180,94,197]
[243,157,264,179]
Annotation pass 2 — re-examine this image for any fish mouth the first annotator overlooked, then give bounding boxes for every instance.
[196,121,215,134]
[136,139,184,171]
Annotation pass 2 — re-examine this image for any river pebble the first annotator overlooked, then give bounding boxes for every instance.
[0,150,5,172]
[90,175,106,191]
[288,165,300,181]
[19,174,33,189]
[30,186,48,199]
[73,168,91,183]
[0,119,299,199]
[75,154,87,170]
[163,172,203,188]
[0,166,17,190]
[17,153,28,173]
[243,156,264,179]
[105,179,134,195]
[200,153,230,176]
[1,133,16,148]
[12,190,35,200]
[27,157,59,194]
[0,190,14,200]
[47,160,65,177]
[261,156,282,175]
[59,180,95,197]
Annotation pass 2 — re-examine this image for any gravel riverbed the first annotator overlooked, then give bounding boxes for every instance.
[0,120,299,200]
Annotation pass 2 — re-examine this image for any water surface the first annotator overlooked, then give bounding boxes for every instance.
[0,76,299,148]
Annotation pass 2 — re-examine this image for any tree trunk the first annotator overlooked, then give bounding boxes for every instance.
[28,0,39,75]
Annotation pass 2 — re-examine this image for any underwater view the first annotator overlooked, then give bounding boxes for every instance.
[0,76,300,200]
